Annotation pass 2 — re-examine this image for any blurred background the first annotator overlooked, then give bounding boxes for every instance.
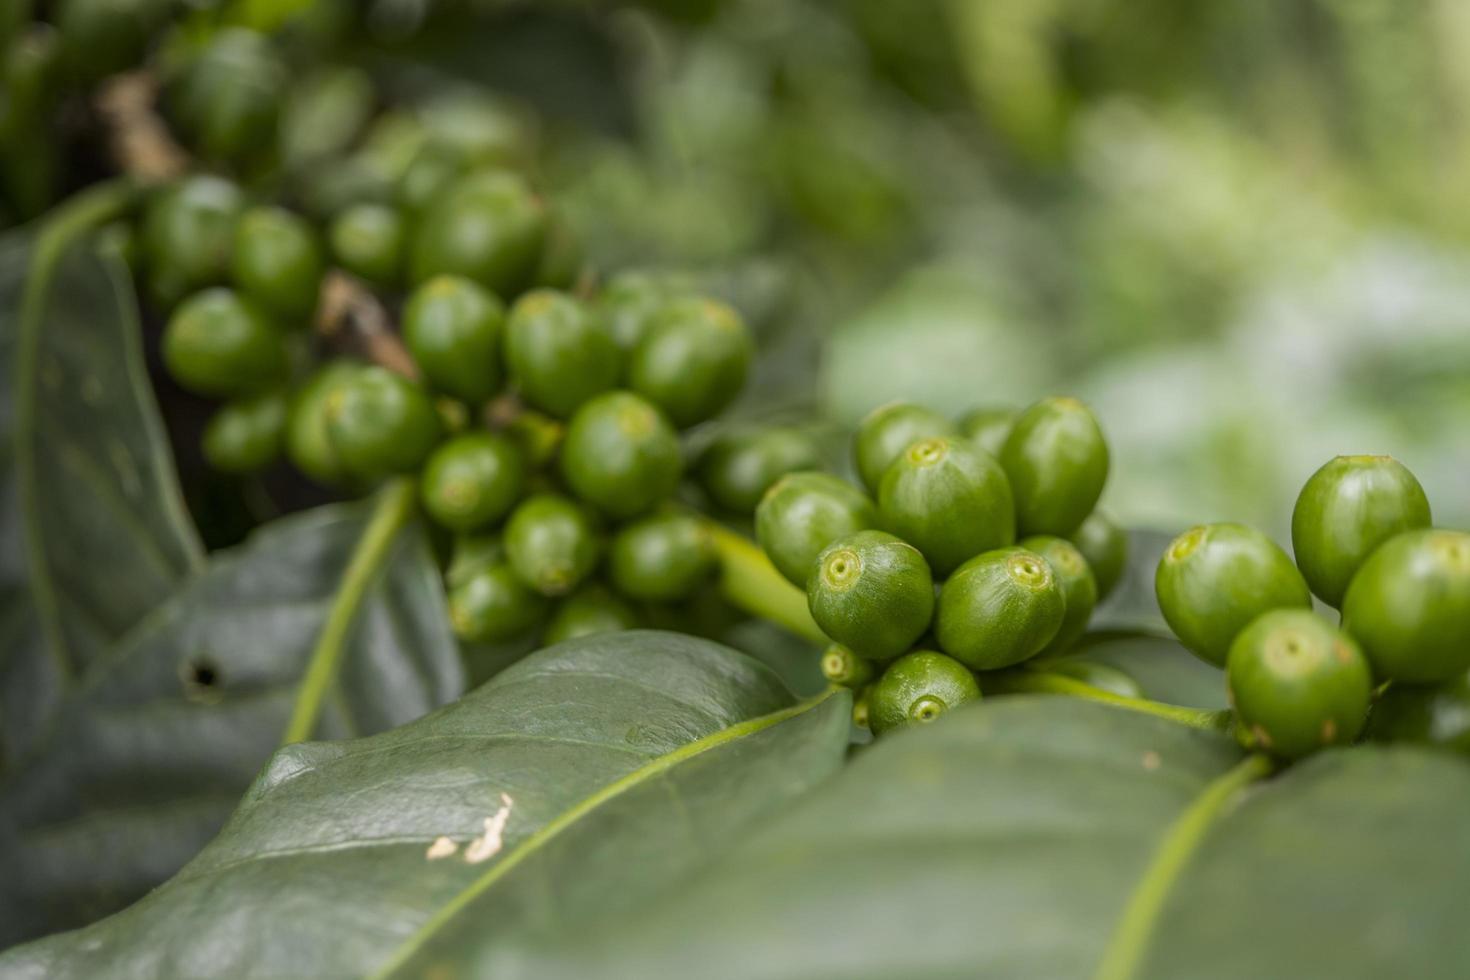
[10,0,1469,539]
[593,0,1470,539]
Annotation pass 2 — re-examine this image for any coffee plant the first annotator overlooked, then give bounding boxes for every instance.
[1,3,1468,979]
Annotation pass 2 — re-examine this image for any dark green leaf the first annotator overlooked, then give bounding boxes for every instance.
[0,235,204,763]
[459,634,539,688]
[1139,746,1470,979]
[0,632,848,979]
[466,697,1239,978]
[719,618,826,698]
[1091,528,1174,633]
[0,499,463,945]
[1066,632,1228,710]
[458,697,1470,980]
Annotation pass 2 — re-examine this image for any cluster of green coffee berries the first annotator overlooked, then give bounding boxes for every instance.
[1156,455,1470,760]
[753,397,1127,736]
[429,284,758,649]
[2,3,290,222]
[131,156,772,649]
[56,0,798,657]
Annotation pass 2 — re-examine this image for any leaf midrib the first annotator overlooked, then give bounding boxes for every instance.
[10,183,202,690]
[1090,752,1273,980]
[370,687,842,979]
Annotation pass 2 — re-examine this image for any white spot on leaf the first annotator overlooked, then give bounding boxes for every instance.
[425,837,458,860]
[1142,750,1161,771]
[463,793,515,864]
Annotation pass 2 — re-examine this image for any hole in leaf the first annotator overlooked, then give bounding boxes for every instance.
[180,655,224,704]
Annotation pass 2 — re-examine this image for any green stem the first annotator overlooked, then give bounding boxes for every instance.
[15,179,139,680]
[1092,753,1273,980]
[706,522,826,645]
[281,479,417,745]
[989,670,1234,732]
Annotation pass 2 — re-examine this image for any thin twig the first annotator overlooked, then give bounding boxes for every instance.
[95,72,189,182]
[314,270,419,378]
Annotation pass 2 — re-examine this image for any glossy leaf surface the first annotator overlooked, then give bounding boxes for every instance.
[0,632,848,979]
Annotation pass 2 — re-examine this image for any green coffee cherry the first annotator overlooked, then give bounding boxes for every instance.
[1341,529,1470,683]
[627,297,752,428]
[162,288,287,398]
[1155,523,1312,668]
[935,547,1066,670]
[55,0,168,79]
[1227,609,1372,760]
[999,396,1109,536]
[870,650,981,735]
[324,366,442,478]
[402,275,505,405]
[398,142,468,215]
[1368,673,1470,754]
[878,437,1015,577]
[168,28,284,166]
[956,406,1015,458]
[445,533,504,588]
[851,683,874,730]
[560,391,682,520]
[696,426,822,515]
[820,643,875,689]
[354,109,426,181]
[1021,535,1097,655]
[755,472,877,587]
[202,390,286,474]
[1291,454,1433,608]
[410,169,547,295]
[419,432,524,533]
[0,29,61,221]
[1043,659,1142,699]
[232,206,323,321]
[284,362,361,486]
[418,91,535,171]
[142,175,244,306]
[852,402,959,495]
[504,494,601,597]
[278,66,375,170]
[543,585,640,645]
[329,203,406,287]
[1069,510,1127,602]
[607,512,718,602]
[2,25,60,110]
[808,530,934,661]
[504,290,620,418]
[449,559,549,643]
[596,270,691,352]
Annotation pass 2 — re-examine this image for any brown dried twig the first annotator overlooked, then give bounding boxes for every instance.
[314,271,419,379]
[95,72,189,182]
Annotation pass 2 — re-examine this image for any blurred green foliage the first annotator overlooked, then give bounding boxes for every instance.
[541,0,1470,533]
[6,0,1467,535]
